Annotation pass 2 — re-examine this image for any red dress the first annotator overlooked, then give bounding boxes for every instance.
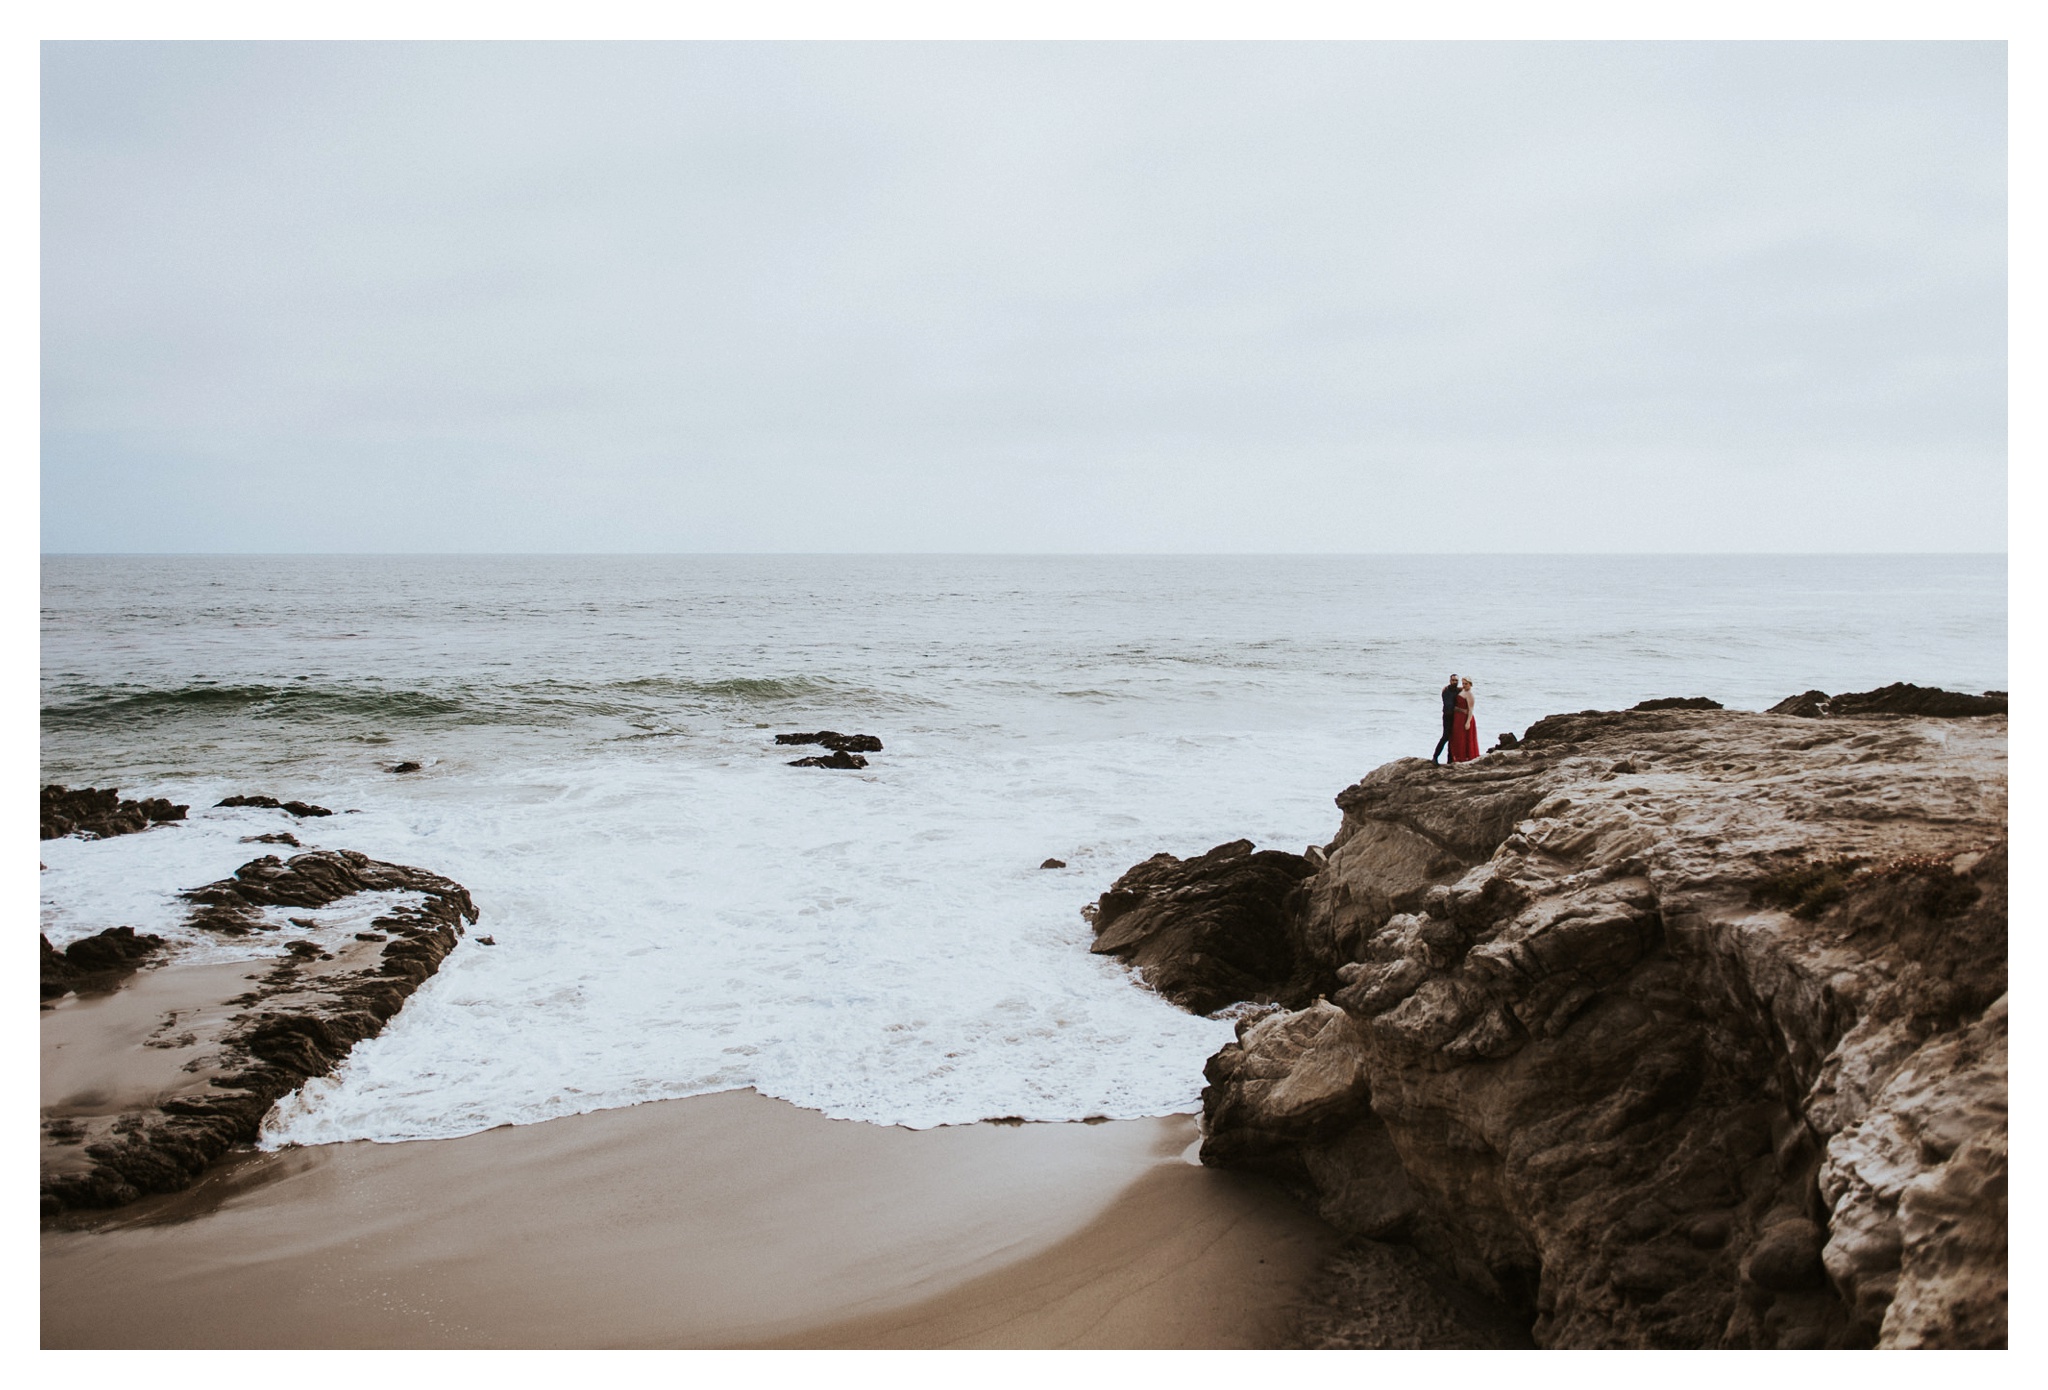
[1449,695,1480,763]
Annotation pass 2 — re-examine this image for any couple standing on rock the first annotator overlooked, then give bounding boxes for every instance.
[1432,674,1481,765]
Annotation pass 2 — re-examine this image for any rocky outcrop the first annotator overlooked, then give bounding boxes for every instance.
[1104,697,2005,1348]
[1766,683,2006,719]
[1084,840,1318,1014]
[776,731,884,753]
[779,731,883,769]
[42,850,480,1214]
[41,785,187,841]
[214,794,333,817]
[788,750,869,769]
[41,928,165,1000]
[180,848,475,936]
[1633,697,1722,711]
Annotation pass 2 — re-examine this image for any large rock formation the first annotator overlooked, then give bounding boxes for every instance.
[1103,697,2006,1348]
[41,850,480,1214]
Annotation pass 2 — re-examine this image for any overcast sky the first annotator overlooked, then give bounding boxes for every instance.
[41,40,2005,553]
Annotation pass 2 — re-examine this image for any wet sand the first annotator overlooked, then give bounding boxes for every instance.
[42,1087,1336,1348]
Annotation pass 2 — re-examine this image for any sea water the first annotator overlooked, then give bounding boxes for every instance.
[39,554,2006,1143]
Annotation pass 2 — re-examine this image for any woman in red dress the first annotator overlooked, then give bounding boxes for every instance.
[1449,677,1481,763]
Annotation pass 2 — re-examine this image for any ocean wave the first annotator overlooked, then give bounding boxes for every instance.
[610,675,865,703]
[41,672,935,734]
[41,683,472,728]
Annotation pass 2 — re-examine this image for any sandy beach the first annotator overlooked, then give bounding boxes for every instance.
[43,1069,1334,1348]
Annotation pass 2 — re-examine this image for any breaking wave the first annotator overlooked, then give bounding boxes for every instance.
[42,673,931,735]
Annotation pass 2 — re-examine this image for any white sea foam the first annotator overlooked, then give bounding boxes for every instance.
[258,726,1360,1141]
[40,555,2007,1145]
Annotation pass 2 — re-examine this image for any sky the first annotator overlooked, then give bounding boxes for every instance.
[40,40,2007,553]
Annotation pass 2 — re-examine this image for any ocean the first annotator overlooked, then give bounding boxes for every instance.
[39,553,2006,1144]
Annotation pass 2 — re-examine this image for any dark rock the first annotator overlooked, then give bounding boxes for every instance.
[42,851,480,1214]
[40,786,188,841]
[1613,1246,1710,1301]
[775,731,884,753]
[180,849,478,937]
[1767,690,1834,718]
[1767,684,2006,720]
[476,935,496,946]
[788,750,869,769]
[1687,1214,1733,1249]
[41,927,165,999]
[1633,697,1724,711]
[1829,683,2006,717]
[215,794,334,817]
[1745,1219,1828,1292]
[1085,839,1318,1014]
[1040,858,1067,869]
[61,926,165,973]
[240,832,302,847]
[391,761,422,774]
[1491,731,1520,751]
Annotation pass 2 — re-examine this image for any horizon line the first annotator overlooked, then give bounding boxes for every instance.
[37,549,2011,560]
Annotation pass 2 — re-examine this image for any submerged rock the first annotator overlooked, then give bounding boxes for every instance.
[391,761,422,774]
[775,731,884,753]
[1103,698,2006,1347]
[40,786,187,841]
[215,794,334,817]
[788,750,869,769]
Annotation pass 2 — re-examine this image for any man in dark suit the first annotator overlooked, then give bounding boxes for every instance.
[1432,674,1459,764]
